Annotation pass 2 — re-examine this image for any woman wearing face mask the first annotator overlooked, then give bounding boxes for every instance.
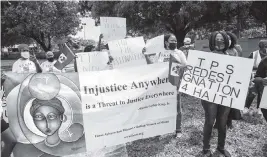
[200,31,231,157]
[40,51,62,73]
[143,34,187,138]
[12,44,42,73]
[213,32,242,130]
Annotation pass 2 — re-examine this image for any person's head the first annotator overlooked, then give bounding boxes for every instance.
[209,31,229,53]
[259,40,267,51]
[30,98,66,136]
[226,32,237,49]
[84,45,95,52]
[164,34,177,50]
[46,51,55,62]
[18,44,30,60]
[183,37,192,48]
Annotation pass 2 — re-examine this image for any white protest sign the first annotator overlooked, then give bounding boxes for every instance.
[100,17,126,42]
[260,86,267,109]
[79,63,177,151]
[179,50,253,110]
[145,35,165,55]
[76,51,109,72]
[1,87,8,122]
[108,37,146,68]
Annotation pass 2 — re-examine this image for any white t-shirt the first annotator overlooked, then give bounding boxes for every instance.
[12,59,37,73]
[156,49,187,65]
[41,60,62,73]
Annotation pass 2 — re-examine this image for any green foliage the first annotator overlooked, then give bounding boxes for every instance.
[82,1,250,47]
[1,1,81,51]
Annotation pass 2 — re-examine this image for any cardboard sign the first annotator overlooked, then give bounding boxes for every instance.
[100,17,126,42]
[76,51,109,72]
[179,50,253,110]
[108,37,146,68]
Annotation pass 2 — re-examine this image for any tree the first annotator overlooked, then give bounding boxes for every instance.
[1,1,81,51]
[81,1,246,47]
[250,1,267,36]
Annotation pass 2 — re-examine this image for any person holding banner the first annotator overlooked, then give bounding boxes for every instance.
[244,40,267,115]
[12,44,42,73]
[200,31,231,157]
[253,56,267,121]
[142,34,187,138]
[214,32,243,130]
[179,37,194,58]
[40,51,62,73]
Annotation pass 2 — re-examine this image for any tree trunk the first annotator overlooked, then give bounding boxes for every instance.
[37,40,50,52]
[174,30,187,49]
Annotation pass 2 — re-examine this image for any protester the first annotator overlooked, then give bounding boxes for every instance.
[12,44,42,73]
[226,32,242,57]
[179,37,194,58]
[253,56,267,121]
[40,51,62,73]
[143,34,187,138]
[219,32,243,129]
[243,39,267,115]
[200,31,231,157]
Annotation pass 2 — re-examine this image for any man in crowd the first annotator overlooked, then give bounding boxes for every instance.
[253,55,267,121]
[244,40,267,115]
[41,51,62,73]
[179,37,194,58]
[12,44,42,73]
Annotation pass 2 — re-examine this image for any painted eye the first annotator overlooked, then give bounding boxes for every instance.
[34,114,44,120]
[47,113,57,120]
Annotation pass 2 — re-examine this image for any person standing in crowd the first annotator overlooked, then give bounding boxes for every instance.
[243,40,267,115]
[253,55,267,121]
[40,51,62,73]
[200,31,231,157]
[220,32,242,129]
[179,37,194,58]
[12,44,42,73]
[143,34,187,138]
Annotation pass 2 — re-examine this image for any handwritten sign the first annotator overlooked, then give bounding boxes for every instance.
[76,51,109,72]
[108,37,146,69]
[145,35,164,55]
[100,17,126,42]
[179,50,253,110]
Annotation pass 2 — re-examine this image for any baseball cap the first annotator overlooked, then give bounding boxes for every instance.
[184,38,191,45]
[46,51,54,58]
[18,44,29,52]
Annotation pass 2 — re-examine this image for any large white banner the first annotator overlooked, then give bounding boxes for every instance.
[108,37,146,68]
[260,86,267,109]
[76,51,109,72]
[79,63,177,151]
[179,50,253,110]
[100,17,126,42]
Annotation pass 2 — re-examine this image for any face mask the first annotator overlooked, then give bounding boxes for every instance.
[47,58,54,62]
[21,51,30,59]
[169,43,177,50]
[215,41,225,50]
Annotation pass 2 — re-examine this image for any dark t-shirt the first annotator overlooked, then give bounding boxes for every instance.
[255,56,267,78]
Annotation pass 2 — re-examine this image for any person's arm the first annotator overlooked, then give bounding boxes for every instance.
[30,53,42,73]
[253,59,266,84]
[96,34,103,51]
[142,47,155,64]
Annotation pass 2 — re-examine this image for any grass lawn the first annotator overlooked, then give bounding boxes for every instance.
[126,95,267,157]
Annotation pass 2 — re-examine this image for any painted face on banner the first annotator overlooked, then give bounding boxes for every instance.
[215,33,225,51]
[32,105,63,136]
